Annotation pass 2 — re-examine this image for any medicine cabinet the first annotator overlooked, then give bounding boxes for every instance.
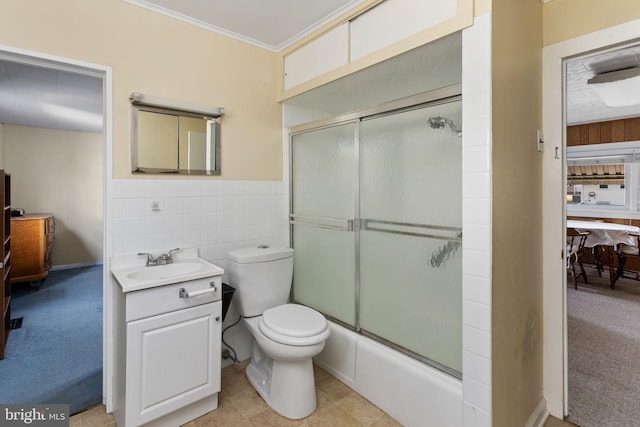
[130,92,224,175]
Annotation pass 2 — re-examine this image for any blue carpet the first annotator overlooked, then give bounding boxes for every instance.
[0,266,103,415]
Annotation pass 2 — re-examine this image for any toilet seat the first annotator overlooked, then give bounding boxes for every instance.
[259,304,329,346]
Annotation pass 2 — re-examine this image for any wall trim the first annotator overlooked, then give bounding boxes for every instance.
[50,261,103,271]
[525,399,550,427]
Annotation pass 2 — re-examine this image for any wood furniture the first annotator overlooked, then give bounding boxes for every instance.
[11,214,54,290]
[567,219,640,289]
[567,116,640,146]
[567,228,589,290]
[616,233,640,281]
[1,171,11,359]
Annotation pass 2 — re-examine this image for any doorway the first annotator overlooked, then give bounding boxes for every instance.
[542,18,640,423]
[564,43,640,426]
[0,46,112,412]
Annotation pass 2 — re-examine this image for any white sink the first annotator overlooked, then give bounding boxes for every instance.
[126,262,204,281]
[111,248,224,292]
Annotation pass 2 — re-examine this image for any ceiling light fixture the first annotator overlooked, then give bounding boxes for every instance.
[587,67,640,107]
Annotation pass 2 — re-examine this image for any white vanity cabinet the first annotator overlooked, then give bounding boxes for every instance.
[112,262,224,427]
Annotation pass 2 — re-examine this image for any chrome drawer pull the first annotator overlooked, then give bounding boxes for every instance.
[179,282,217,298]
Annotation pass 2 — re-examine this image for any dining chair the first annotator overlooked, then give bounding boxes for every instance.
[573,218,605,277]
[567,228,589,289]
[616,233,640,281]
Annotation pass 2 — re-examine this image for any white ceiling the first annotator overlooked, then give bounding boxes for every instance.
[125,0,365,52]
[0,59,103,133]
[1,2,640,133]
[565,43,640,125]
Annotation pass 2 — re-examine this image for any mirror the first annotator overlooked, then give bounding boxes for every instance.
[130,94,222,175]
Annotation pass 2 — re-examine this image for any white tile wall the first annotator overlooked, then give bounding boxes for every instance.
[110,179,289,270]
[462,12,493,427]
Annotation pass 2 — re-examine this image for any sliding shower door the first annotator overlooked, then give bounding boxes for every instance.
[290,91,462,375]
[290,122,358,327]
[359,100,462,374]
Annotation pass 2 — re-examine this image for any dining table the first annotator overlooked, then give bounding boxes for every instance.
[567,219,640,289]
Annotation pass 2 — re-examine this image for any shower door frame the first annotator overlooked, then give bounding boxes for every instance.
[288,83,462,377]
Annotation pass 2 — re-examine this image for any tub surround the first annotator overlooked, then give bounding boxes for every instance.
[281,12,494,427]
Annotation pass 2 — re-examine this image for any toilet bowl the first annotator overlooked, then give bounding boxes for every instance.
[227,246,330,419]
[242,304,330,419]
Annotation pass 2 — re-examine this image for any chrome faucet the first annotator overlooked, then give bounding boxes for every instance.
[157,248,180,265]
[138,252,157,266]
[138,248,180,266]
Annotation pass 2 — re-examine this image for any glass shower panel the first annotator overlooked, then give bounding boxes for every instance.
[290,123,357,326]
[359,101,462,373]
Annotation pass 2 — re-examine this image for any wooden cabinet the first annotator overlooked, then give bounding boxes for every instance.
[1,171,11,360]
[567,117,640,146]
[10,214,54,289]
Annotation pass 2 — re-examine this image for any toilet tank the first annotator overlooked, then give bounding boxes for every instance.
[227,245,294,317]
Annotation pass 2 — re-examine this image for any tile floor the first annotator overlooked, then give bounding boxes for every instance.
[69,360,578,427]
[70,361,401,426]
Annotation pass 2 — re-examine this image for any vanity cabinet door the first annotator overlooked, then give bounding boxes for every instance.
[125,301,221,426]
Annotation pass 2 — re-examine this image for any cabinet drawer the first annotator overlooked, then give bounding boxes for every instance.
[126,276,222,322]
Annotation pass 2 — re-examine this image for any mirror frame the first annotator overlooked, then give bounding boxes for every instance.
[130,96,223,176]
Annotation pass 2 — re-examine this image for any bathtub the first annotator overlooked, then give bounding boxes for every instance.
[314,322,463,427]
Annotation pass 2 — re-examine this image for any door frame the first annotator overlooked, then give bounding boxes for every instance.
[542,19,640,418]
[0,44,113,409]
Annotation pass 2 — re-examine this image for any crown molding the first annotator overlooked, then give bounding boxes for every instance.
[124,0,364,53]
[124,0,278,51]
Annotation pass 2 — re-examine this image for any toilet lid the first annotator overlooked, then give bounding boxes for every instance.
[259,304,329,346]
[262,304,327,337]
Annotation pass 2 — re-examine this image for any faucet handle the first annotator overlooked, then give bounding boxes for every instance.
[138,252,156,266]
[167,248,180,260]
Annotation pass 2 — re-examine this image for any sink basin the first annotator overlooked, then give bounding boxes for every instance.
[111,248,224,292]
[126,262,204,281]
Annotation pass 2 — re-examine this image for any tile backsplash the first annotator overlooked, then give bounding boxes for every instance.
[110,179,289,272]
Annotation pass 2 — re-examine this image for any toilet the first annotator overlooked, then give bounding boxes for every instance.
[227,245,330,419]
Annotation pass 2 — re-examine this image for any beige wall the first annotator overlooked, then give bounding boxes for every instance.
[491,0,543,426]
[2,125,103,267]
[0,0,281,180]
[543,0,640,46]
